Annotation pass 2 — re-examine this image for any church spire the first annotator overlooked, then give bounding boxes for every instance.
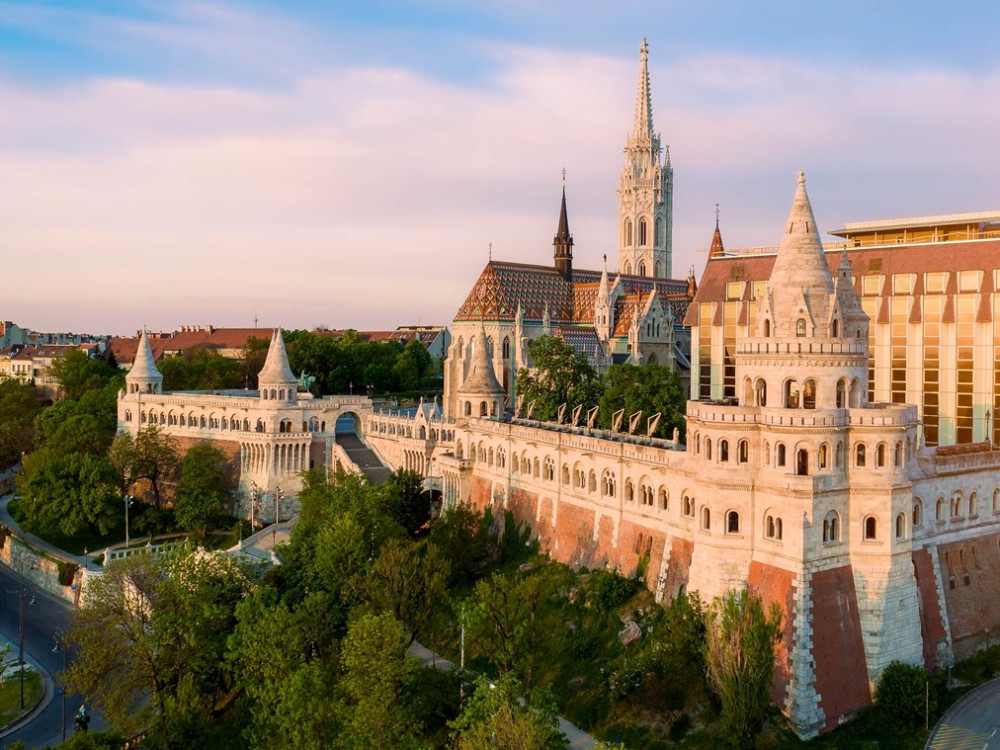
[553,178,573,281]
[633,38,654,140]
[709,203,725,258]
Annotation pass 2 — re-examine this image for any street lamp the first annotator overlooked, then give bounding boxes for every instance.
[52,629,66,741]
[248,481,260,530]
[124,494,134,548]
[272,486,284,547]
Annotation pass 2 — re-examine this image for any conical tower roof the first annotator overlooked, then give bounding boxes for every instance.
[709,214,725,258]
[127,329,162,383]
[459,324,504,395]
[258,328,296,385]
[766,172,834,337]
[769,171,833,297]
[632,38,654,140]
[554,186,571,243]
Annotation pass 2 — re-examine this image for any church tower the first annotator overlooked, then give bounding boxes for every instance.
[553,185,573,281]
[617,39,673,279]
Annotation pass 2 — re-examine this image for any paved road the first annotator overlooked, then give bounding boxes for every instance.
[928,678,1000,749]
[0,563,101,748]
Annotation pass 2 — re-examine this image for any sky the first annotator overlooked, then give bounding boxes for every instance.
[2,1,1000,336]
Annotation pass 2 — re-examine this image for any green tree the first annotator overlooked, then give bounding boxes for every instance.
[339,611,419,748]
[33,381,118,455]
[174,443,233,535]
[515,335,601,423]
[449,674,566,750]
[18,451,120,536]
[704,589,783,749]
[0,379,40,469]
[49,349,118,401]
[429,502,492,586]
[875,661,931,726]
[239,336,271,390]
[369,538,450,646]
[159,349,243,391]
[129,425,179,507]
[598,363,686,440]
[468,568,554,703]
[383,468,430,536]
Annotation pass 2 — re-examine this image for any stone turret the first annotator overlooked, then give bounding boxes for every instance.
[457,323,505,419]
[258,328,298,405]
[125,329,162,395]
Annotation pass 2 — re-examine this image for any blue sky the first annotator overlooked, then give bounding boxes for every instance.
[2,1,999,334]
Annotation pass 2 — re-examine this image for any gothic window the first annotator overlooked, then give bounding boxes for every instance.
[836,379,847,408]
[836,441,844,467]
[658,487,668,510]
[832,319,840,337]
[655,217,662,245]
[498,448,506,468]
[856,443,866,467]
[763,319,771,337]
[124,410,132,422]
[624,261,632,275]
[642,484,654,506]
[755,378,767,407]
[823,511,840,543]
[562,464,570,485]
[969,493,978,518]
[819,443,829,469]
[654,260,662,276]
[784,379,800,408]
[738,440,749,463]
[638,261,647,277]
[705,439,712,461]
[602,470,617,498]
[796,318,807,337]
[464,401,471,416]
[864,516,878,541]
[544,457,555,481]
[912,498,923,527]
[488,447,494,466]
[588,470,597,493]
[701,507,711,531]
[719,440,729,462]
[876,443,886,468]
[479,401,488,417]
[639,218,648,246]
[625,218,633,246]
[625,478,634,501]
[502,337,510,359]
[796,448,809,476]
[894,442,903,467]
[726,510,740,534]
[683,494,694,517]
[776,443,786,467]
[895,513,906,540]
[936,497,945,522]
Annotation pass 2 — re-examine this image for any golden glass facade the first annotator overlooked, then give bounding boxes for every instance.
[922,295,941,445]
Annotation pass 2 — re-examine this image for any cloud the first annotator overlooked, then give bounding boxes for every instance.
[1,33,999,334]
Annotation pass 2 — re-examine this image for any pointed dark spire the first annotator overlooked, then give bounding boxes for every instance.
[709,203,725,258]
[553,181,574,281]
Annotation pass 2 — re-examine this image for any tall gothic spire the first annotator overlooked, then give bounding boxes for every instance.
[709,205,725,258]
[553,182,574,281]
[633,38,654,141]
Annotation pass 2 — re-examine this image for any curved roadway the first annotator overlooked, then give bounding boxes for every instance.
[927,678,1000,749]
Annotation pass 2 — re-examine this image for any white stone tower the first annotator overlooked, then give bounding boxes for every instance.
[258,328,298,405]
[125,329,163,395]
[617,39,673,279]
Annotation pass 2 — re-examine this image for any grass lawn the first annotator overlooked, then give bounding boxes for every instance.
[0,670,43,725]
[8,497,129,555]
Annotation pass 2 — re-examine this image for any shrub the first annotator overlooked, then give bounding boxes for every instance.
[608,659,644,698]
[590,570,640,611]
[875,661,930,725]
[57,560,79,586]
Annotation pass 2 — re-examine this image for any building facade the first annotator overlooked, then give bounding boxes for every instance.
[117,328,373,517]
[366,174,1000,737]
[687,209,1000,447]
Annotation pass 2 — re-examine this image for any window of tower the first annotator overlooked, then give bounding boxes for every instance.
[624,261,632,275]
[832,319,840,337]
[755,378,767,407]
[876,443,886,467]
[796,318,807,337]
[776,443,786,467]
[796,448,809,476]
[823,511,840,543]
[763,319,771,337]
[803,380,816,409]
[856,443,866,467]
[638,261,647,276]
[784,379,800,408]
[639,218,648,246]
[502,337,510,359]
[655,260,662,276]
[719,440,729,462]
[738,440,749,463]
[625,218,633,246]
[819,443,829,469]
[655,217,662,246]
[726,510,740,534]
[912,498,923,527]
[864,516,878,541]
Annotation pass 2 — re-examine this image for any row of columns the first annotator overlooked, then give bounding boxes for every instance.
[241,441,311,479]
[403,449,427,475]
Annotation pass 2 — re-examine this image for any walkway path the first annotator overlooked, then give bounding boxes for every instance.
[0,494,100,572]
[927,677,1000,749]
[336,433,392,483]
[407,640,596,749]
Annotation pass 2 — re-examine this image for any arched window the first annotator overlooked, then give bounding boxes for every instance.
[823,511,840,543]
[796,318,807,337]
[802,380,816,409]
[655,216,662,245]
[706,439,713,461]
[625,478,635,502]
[764,441,771,465]
[836,442,844,467]
[765,513,783,540]
[124,410,132,422]
[912,498,923,527]
[638,261,647,277]
[738,440,749,463]
[502,337,510,359]
[639,217,648,246]
[836,379,847,408]
[936,497,945,521]
[726,510,740,534]
[776,443,786,467]
[894,442,903,468]
[642,484,654,506]
[658,487,668,510]
[864,516,878,541]
[876,443,886,468]
[625,218,633,246]
[856,443,866,467]
[969,493,978,518]
[562,464,570,485]
[544,457,555,481]
[763,319,771,337]
[683,494,694,517]
[719,440,729,462]
[702,507,711,531]
[785,379,800,408]
[832,319,840,337]
[819,443,829,469]
[895,513,906,540]
[796,448,809,476]
[588,470,597,493]
[602,470,617,498]
[755,378,767,407]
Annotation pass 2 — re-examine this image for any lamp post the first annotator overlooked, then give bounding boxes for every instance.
[124,494,134,548]
[52,629,66,740]
[248,481,259,530]
[272,486,284,547]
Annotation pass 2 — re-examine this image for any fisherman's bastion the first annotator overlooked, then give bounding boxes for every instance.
[116,42,1000,738]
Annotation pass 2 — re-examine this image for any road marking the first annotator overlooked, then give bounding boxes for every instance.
[929,724,992,750]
